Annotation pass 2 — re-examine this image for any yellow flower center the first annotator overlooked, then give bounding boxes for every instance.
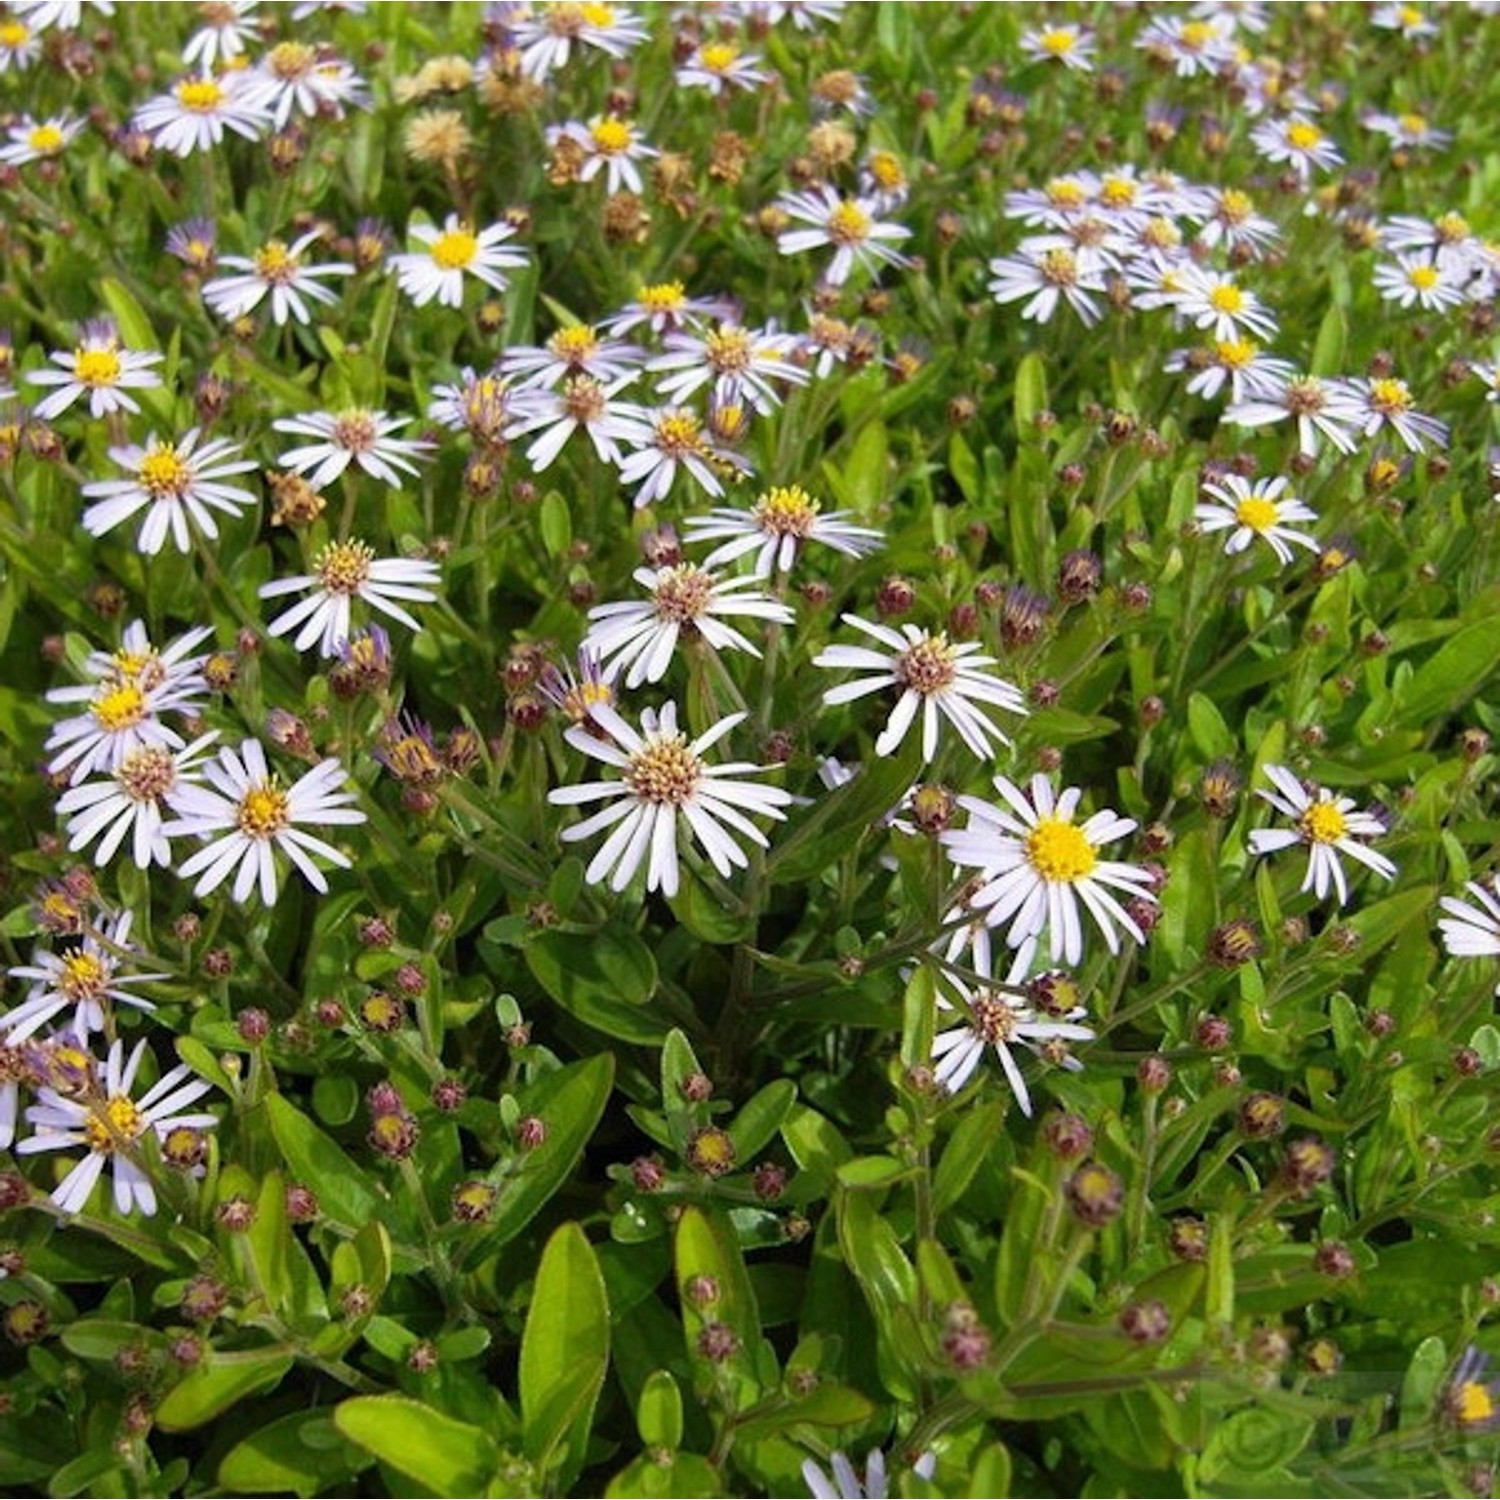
[895,634,959,696]
[39,891,83,930]
[1368,377,1412,413]
[1286,121,1324,151]
[1040,248,1079,287]
[268,40,315,80]
[1218,188,1252,223]
[971,992,1019,1044]
[28,124,65,154]
[1285,377,1328,416]
[176,78,225,112]
[1457,1380,1495,1426]
[827,201,871,245]
[1045,178,1088,209]
[84,1094,144,1155]
[1025,817,1099,883]
[0,21,30,46]
[118,746,178,802]
[1398,4,1424,26]
[580,1,615,24]
[430,227,478,269]
[561,375,607,423]
[314,539,375,595]
[704,326,753,375]
[653,411,705,456]
[548,325,600,362]
[1406,264,1439,290]
[1234,496,1279,533]
[590,118,633,154]
[1299,801,1347,844]
[1099,175,1136,207]
[639,280,685,313]
[60,952,108,1000]
[1180,20,1214,49]
[623,734,702,806]
[74,347,122,388]
[110,648,164,690]
[92,682,148,731]
[1398,112,1428,136]
[652,564,715,623]
[1435,211,1471,243]
[1208,283,1245,314]
[1039,28,1077,55]
[236,782,290,839]
[559,676,614,724]
[699,42,738,72]
[138,445,192,498]
[752,485,820,537]
[868,151,905,189]
[254,239,300,283]
[1217,338,1257,368]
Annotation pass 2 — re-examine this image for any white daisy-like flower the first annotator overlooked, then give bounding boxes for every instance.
[273,407,433,489]
[1136,13,1238,76]
[600,281,738,338]
[676,39,772,93]
[11,0,115,30]
[1173,269,1279,342]
[0,1038,31,1150]
[51,621,213,716]
[942,774,1157,966]
[548,700,791,899]
[988,244,1108,327]
[802,1448,936,1500]
[931,954,1095,1112]
[1192,187,1281,257]
[0,111,84,166]
[1018,22,1095,70]
[1246,763,1397,906]
[1343,375,1449,453]
[182,0,258,69]
[1372,248,1466,311]
[0,15,42,70]
[1225,372,1364,457]
[1194,474,1319,566]
[26,322,164,422]
[1438,879,1500,987]
[389,213,529,309]
[55,732,219,870]
[258,539,441,657]
[618,407,751,508]
[1164,337,1296,405]
[501,324,645,392]
[17,1037,216,1218]
[427,366,514,445]
[132,70,275,157]
[1249,114,1343,185]
[584,563,794,689]
[202,232,354,327]
[4,912,165,1042]
[80,428,259,555]
[648,322,809,416]
[1371,1,1438,37]
[505,377,650,472]
[814,616,1026,765]
[44,670,188,787]
[777,187,913,287]
[256,40,370,127]
[1364,108,1451,152]
[165,738,367,904]
[552,115,658,195]
[684,485,883,578]
[511,0,650,80]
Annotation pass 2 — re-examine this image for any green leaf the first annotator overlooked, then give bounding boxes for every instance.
[933,1100,1005,1215]
[728,1080,796,1162]
[635,1369,684,1451]
[1397,614,1500,727]
[525,926,666,1044]
[156,1349,295,1432]
[1399,1335,1448,1428]
[1187,692,1235,761]
[1013,351,1048,430]
[676,1205,764,1410]
[334,1396,498,1499]
[520,1223,611,1489]
[219,1411,372,1498]
[539,492,572,558]
[265,1094,383,1235]
[1198,1408,1313,1484]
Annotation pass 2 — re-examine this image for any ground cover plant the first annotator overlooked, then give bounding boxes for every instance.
[3,0,1500,1495]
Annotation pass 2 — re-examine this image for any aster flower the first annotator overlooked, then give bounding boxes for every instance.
[1371,250,1467,311]
[273,408,433,489]
[649,322,809,415]
[505,377,650,472]
[676,40,772,94]
[4,911,165,1042]
[684,486,883,578]
[1164,337,1295,404]
[1194,474,1319,566]
[0,111,84,166]
[80,428,259,555]
[552,115,658,195]
[11,0,115,29]
[802,1449,936,1500]
[132,70,275,157]
[1173,269,1279,342]
[1364,108,1451,152]
[501,324,646,391]
[988,244,1108,327]
[1249,114,1343,184]
[1137,13,1238,75]
[942,774,1156,965]
[256,40,370,127]
[389,213,528,309]
[1438,878,1500,989]
[510,1,649,80]
[427,366,514,446]
[814,617,1026,765]
[55,733,219,871]
[548,700,791,899]
[0,15,41,70]
[202,232,354,327]
[259,539,441,657]
[165,217,218,273]
[1246,764,1397,906]
[166,739,367,903]
[1225,372,1364,456]
[777,187,912,287]
[583,563,794,689]
[17,1037,216,1217]
[1019,21,1095,70]
[26,321,164,421]
[1371,2,1438,38]
[1192,187,1281,256]
[182,0,258,68]
[600,282,739,339]
[538,647,617,724]
[618,407,750,507]
[1343,375,1449,453]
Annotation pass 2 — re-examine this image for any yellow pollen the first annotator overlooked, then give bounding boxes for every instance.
[590,118,632,154]
[1039,28,1077,54]
[971,992,1018,1044]
[868,151,905,188]
[60,952,108,999]
[92,682,148,732]
[1219,188,1252,222]
[1435,212,1470,242]
[580,1,616,23]
[1100,176,1136,207]
[827,201,871,245]
[561,375,607,423]
[705,327,753,374]
[654,412,704,455]
[1407,265,1439,290]
[896,634,959,696]
[27,124,64,154]
[1369,377,1412,412]
[753,485,820,537]
[430,227,478,270]
[1208,283,1245,313]
[623,735,702,805]
[549,325,599,361]
[176,78,225,112]
[1299,801,1347,844]
[1045,178,1087,208]
[639,281,685,312]
[138,445,191,498]
[74,347,122,388]
[268,41,314,79]
[84,1094,144,1155]
[1286,121,1324,151]
[1398,112,1428,136]
[314,539,375,595]
[1217,338,1257,368]
[1040,248,1079,286]
[40,892,82,927]
[1025,817,1098,883]
[236,782,290,839]
[1234,496,1279,533]
[1180,20,1214,49]
[699,42,738,72]
[0,21,29,46]
[562,677,614,723]
[1457,1380,1495,1426]
[652,564,715,622]
[110,649,161,687]
[254,240,298,282]
[1398,4,1423,26]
